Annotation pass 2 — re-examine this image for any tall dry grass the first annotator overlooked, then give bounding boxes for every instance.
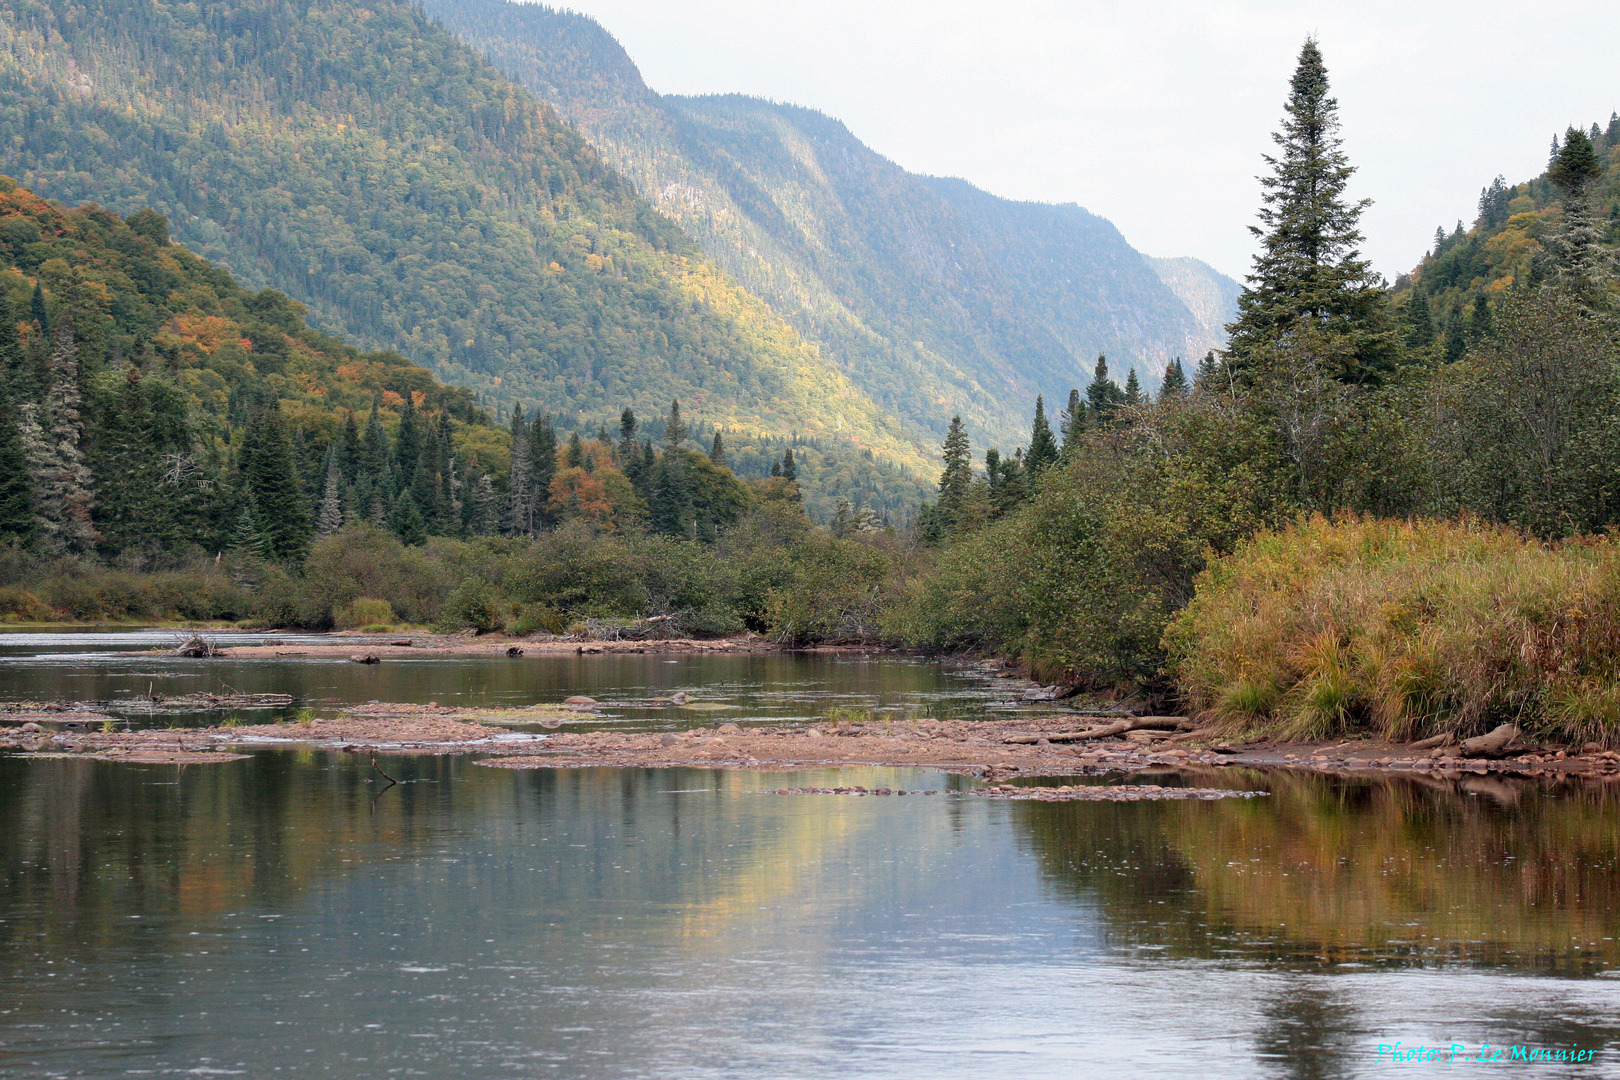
[1165,515,1620,745]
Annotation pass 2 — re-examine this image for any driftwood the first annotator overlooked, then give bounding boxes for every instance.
[349,654,381,665]
[171,634,222,658]
[1003,716,1194,745]
[1410,732,1455,751]
[1459,723,1520,758]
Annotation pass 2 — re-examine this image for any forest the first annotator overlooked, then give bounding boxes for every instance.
[2,31,1618,748]
[0,0,931,515]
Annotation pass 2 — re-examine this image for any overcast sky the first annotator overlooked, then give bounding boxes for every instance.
[539,0,1617,283]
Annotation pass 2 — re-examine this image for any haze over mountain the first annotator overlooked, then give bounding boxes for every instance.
[420,0,1239,446]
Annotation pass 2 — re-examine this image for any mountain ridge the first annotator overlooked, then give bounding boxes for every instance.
[418,0,1238,447]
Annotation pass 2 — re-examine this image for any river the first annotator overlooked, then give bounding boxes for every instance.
[2,633,1617,1077]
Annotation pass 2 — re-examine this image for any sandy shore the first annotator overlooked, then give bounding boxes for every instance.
[6,705,1619,785]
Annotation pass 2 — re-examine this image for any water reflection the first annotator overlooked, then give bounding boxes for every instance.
[0,636,1034,730]
[2,757,1618,1077]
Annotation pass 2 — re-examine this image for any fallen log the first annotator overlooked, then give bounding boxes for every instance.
[1410,732,1455,751]
[1003,716,1193,744]
[1459,723,1520,758]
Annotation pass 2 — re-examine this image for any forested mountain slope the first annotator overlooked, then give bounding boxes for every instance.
[0,0,931,512]
[1399,114,1620,355]
[419,0,1236,448]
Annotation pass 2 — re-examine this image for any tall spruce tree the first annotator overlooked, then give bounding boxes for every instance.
[708,429,727,468]
[1025,395,1059,474]
[393,394,420,491]
[1224,38,1395,383]
[357,399,391,492]
[1158,359,1189,401]
[936,416,972,533]
[529,413,557,527]
[507,406,532,535]
[1543,125,1614,306]
[780,447,798,483]
[28,283,47,335]
[240,400,311,561]
[1123,369,1144,406]
[1059,388,1087,457]
[0,291,29,402]
[1086,355,1122,426]
[315,451,344,536]
[664,400,687,449]
[0,400,34,545]
[37,318,96,552]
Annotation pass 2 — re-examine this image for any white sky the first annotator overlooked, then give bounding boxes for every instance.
[540,0,1618,282]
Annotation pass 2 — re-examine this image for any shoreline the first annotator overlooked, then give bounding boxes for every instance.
[5,706,1618,788]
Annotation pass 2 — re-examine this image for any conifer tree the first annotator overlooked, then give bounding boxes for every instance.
[467,471,500,536]
[90,364,165,553]
[337,409,360,484]
[565,431,584,468]
[649,455,692,537]
[315,452,344,536]
[708,429,727,468]
[29,283,47,335]
[36,318,96,552]
[936,416,972,533]
[0,400,35,545]
[388,490,426,546]
[358,399,391,492]
[1403,293,1435,350]
[229,495,275,561]
[1123,369,1143,407]
[1158,359,1189,400]
[0,291,29,402]
[1543,125,1614,305]
[1086,355,1121,426]
[664,400,687,448]
[240,400,311,561]
[529,413,557,527]
[507,406,532,536]
[1059,388,1087,457]
[1224,38,1395,382]
[394,393,420,491]
[618,407,638,460]
[1024,395,1059,474]
[780,447,798,483]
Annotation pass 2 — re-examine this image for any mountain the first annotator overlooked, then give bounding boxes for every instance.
[1399,115,1619,355]
[0,0,931,515]
[418,0,1238,448]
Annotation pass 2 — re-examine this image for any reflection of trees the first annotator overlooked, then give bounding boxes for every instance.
[1014,770,1620,973]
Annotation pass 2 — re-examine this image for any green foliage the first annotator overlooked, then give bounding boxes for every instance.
[424,0,1231,452]
[0,0,930,509]
[334,597,398,630]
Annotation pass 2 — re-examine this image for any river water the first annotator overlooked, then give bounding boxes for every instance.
[2,634,1619,1077]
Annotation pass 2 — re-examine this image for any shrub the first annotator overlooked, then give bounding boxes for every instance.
[335,597,397,630]
[439,579,500,633]
[1166,514,1620,745]
[0,586,49,621]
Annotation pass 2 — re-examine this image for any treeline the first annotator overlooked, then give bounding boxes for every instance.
[884,42,1620,744]
[0,0,932,508]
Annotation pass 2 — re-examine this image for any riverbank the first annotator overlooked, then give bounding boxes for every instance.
[123,630,785,660]
[6,704,1619,784]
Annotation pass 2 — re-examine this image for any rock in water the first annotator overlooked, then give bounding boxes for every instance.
[564,695,597,708]
[670,691,688,705]
[506,646,525,657]
[349,654,380,664]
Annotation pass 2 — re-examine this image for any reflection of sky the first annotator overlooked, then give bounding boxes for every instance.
[0,633,1048,730]
[3,758,1617,1078]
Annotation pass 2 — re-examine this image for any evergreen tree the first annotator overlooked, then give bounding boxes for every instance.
[565,430,584,468]
[0,290,29,402]
[1086,355,1122,425]
[1477,176,1510,230]
[28,283,47,335]
[1224,38,1395,383]
[649,454,692,537]
[388,490,427,546]
[1403,292,1435,350]
[89,364,166,553]
[1025,395,1059,474]
[36,318,96,553]
[240,400,311,561]
[394,393,420,491]
[709,428,727,468]
[1542,125,1614,304]
[664,399,687,449]
[229,495,275,561]
[1059,387,1087,457]
[529,413,557,526]
[337,409,361,485]
[618,407,638,460]
[0,400,35,545]
[1158,359,1189,400]
[507,406,532,536]
[1123,368,1144,406]
[315,452,344,536]
[781,447,798,483]
[467,470,501,536]
[936,416,972,534]
[357,399,391,492]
